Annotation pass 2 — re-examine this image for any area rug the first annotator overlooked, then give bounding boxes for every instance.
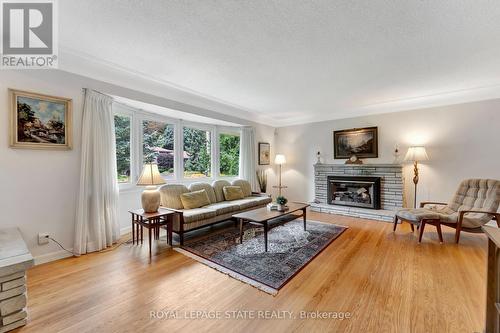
[174,217,347,295]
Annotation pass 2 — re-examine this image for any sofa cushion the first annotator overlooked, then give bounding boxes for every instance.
[205,202,240,215]
[248,195,273,206]
[188,182,217,204]
[181,207,217,224]
[231,179,252,197]
[180,189,211,209]
[159,184,189,209]
[212,180,231,202]
[223,186,245,201]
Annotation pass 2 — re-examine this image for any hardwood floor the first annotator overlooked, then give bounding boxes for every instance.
[16,211,487,333]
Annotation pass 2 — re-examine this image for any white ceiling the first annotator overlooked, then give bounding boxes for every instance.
[59,1,500,126]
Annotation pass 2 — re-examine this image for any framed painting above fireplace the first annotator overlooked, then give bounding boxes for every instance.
[333,126,378,159]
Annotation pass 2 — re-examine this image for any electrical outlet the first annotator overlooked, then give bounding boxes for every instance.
[38,233,49,245]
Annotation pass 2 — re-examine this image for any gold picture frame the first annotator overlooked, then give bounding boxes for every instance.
[333,126,378,159]
[9,89,72,150]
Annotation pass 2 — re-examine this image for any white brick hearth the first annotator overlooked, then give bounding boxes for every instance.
[311,164,405,222]
[0,228,33,333]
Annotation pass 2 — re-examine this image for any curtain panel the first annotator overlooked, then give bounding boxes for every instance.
[74,90,120,255]
[239,126,257,191]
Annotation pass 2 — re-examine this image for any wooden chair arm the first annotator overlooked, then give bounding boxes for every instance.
[456,210,500,230]
[420,201,448,208]
[459,210,500,220]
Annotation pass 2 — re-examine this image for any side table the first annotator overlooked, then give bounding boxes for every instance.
[129,208,175,259]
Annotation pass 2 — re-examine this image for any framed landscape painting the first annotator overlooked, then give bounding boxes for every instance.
[258,142,270,165]
[333,126,378,159]
[10,89,72,150]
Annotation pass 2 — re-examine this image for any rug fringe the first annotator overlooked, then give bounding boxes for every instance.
[174,248,278,296]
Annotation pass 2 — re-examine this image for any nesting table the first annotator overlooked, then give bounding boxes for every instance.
[128,208,175,259]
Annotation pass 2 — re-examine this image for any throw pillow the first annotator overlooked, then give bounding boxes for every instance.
[223,186,245,201]
[180,189,210,209]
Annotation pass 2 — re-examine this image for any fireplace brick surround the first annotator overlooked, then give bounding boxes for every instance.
[311,164,404,222]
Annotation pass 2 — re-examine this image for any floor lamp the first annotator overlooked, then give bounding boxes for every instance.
[273,154,287,196]
[404,146,429,208]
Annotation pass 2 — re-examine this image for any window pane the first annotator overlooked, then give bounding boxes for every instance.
[219,133,240,176]
[183,127,211,178]
[114,114,131,183]
[143,120,175,179]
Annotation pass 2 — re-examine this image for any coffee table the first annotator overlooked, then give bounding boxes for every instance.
[233,202,310,252]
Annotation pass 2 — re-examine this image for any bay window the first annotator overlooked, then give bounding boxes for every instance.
[113,102,242,186]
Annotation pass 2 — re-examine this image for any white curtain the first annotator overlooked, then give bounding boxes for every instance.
[239,126,257,191]
[74,90,120,255]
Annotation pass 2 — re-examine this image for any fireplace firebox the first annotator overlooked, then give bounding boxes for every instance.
[327,176,381,210]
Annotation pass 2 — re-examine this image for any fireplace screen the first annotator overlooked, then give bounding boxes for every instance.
[327,176,381,210]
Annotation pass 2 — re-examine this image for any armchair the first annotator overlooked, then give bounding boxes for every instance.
[394,179,500,243]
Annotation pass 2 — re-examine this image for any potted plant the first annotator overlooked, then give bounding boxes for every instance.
[256,170,267,193]
[276,195,288,212]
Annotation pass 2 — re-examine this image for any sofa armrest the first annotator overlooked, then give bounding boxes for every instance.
[252,192,271,197]
[419,201,448,208]
[160,206,184,215]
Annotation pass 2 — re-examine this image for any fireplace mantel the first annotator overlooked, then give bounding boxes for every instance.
[311,163,404,222]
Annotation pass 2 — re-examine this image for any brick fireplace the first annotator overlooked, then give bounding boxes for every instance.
[311,164,404,222]
[327,175,381,210]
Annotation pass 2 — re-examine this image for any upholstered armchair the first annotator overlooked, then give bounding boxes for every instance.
[394,179,500,243]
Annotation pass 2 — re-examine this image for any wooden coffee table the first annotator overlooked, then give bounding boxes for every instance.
[233,202,310,252]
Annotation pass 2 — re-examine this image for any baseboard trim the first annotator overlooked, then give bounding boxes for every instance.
[120,226,131,235]
[34,249,74,265]
[33,227,131,266]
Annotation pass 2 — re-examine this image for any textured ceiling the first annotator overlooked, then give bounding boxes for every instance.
[59,0,500,126]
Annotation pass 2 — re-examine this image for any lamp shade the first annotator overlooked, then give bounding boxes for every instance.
[404,146,429,162]
[274,154,286,165]
[136,163,166,186]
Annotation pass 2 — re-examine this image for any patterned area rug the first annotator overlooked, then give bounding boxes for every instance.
[175,217,347,295]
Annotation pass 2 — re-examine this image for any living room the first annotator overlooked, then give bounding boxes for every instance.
[1,1,500,332]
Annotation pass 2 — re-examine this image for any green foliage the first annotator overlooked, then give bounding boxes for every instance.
[183,127,211,177]
[143,121,174,175]
[219,134,240,176]
[114,115,130,182]
[276,196,288,205]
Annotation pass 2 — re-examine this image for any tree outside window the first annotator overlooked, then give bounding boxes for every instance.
[143,120,175,179]
[219,133,240,176]
[114,115,131,183]
[183,127,211,178]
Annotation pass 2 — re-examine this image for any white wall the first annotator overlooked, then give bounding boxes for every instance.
[276,99,500,207]
[0,69,275,263]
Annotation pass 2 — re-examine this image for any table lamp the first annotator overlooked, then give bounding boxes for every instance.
[137,163,166,213]
[404,146,429,208]
[273,154,287,196]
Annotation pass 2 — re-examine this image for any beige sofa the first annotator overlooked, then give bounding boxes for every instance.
[159,179,272,244]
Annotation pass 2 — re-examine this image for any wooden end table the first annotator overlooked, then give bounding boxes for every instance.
[233,202,310,252]
[129,208,175,259]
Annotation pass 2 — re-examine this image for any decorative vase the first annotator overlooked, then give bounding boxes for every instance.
[277,204,285,212]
